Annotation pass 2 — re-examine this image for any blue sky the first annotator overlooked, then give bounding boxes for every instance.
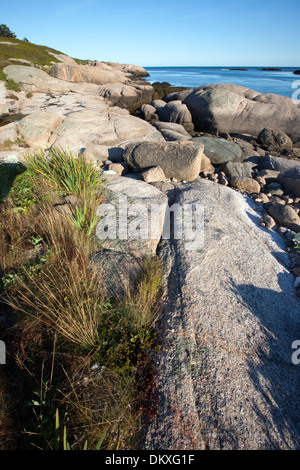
[1,0,300,66]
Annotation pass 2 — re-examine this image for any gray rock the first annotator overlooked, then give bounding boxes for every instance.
[91,250,143,298]
[268,204,300,232]
[83,145,125,164]
[0,122,18,144]
[257,127,293,148]
[52,109,164,152]
[260,213,276,229]
[190,136,243,164]
[144,179,300,450]
[259,155,300,179]
[221,161,253,178]
[237,140,261,163]
[98,82,154,109]
[150,99,167,109]
[175,84,300,140]
[153,122,191,141]
[123,140,204,182]
[95,175,168,258]
[279,178,300,198]
[140,104,156,121]
[256,168,281,184]
[157,100,193,126]
[18,111,63,148]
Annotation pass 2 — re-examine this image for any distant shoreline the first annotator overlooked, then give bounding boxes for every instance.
[144,66,300,98]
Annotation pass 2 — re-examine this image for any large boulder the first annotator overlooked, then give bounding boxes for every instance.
[49,62,127,85]
[259,155,300,179]
[257,127,293,148]
[157,100,193,128]
[174,84,300,140]
[221,161,254,179]
[123,140,204,182]
[3,65,99,94]
[144,179,300,450]
[98,82,154,109]
[190,136,243,164]
[140,104,156,121]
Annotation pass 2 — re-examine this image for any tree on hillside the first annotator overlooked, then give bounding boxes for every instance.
[0,24,16,38]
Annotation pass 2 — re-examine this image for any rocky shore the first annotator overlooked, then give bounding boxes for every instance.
[1,51,300,449]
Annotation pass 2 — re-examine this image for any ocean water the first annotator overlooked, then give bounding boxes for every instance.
[144,66,300,99]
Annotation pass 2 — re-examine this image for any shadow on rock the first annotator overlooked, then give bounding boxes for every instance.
[230,273,300,449]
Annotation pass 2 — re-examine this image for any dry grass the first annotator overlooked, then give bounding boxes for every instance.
[7,253,103,350]
[0,148,163,450]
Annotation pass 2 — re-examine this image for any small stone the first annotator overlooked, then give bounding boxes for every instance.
[269,196,286,205]
[141,166,166,183]
[278,226,288,235]
[230,176,261,194]
[268,204,300,232]
[282,195,294,204]
[254,193,270,204]
[107,162,128,176]
[260,214,276,229]
[267,188,284,196]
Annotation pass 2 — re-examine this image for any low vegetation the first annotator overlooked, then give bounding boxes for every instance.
[0,68,21,91]
[0,36,64,70]
[0,148,162,450]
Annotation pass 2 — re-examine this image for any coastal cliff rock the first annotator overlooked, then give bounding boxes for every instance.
[49,62,128,85]
[3,65,99,94]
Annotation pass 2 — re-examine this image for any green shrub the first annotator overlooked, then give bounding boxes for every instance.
[25,148,105,200]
